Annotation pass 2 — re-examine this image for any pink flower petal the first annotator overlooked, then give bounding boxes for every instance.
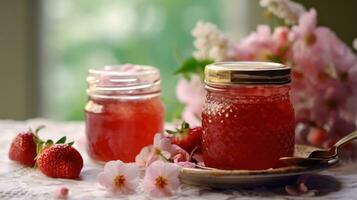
[98,160,140,195]
[143,160,181,197]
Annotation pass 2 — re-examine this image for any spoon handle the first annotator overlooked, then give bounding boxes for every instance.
[334,131,357,148]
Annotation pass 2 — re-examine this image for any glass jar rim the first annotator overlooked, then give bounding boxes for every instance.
[87,64,161,99]
[205,61,291,85]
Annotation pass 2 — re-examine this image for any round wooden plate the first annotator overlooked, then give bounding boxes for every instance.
[179,145,338,188]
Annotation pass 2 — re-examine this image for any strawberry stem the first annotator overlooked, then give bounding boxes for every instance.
[35,125,46,135]
[31,126,75,168]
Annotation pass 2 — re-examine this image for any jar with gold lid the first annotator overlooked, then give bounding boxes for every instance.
[202,62,295,170]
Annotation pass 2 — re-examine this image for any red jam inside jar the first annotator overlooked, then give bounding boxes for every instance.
[85,65,164,163]
[202,62,295,170]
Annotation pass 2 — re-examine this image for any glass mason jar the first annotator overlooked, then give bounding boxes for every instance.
[202,62,295,170]
[85,65,164,163]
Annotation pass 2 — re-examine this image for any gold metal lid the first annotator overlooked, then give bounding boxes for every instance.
[205,62,291,85]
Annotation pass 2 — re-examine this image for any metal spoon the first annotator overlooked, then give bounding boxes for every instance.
[308,130,357,159]
[279,130,357,166]
[279,156,333,166]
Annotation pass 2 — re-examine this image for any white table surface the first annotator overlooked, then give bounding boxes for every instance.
[0,119,356,200]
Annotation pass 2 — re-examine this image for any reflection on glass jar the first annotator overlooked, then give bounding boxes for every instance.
[202,62,295,170]
[85,64,164,163]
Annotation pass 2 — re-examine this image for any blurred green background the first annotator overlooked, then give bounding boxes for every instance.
[42,0,223,121]
[0,0,356,121]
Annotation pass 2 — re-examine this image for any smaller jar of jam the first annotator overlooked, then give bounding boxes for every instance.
[85,64,164,163]
[202,62,295,170]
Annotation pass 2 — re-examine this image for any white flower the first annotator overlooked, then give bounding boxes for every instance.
[98,160,140,195]
[260,0,306,25]
[191,21,231,61]
[143,160,181,197]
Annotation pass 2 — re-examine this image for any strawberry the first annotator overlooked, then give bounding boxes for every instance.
[8,126,44,166]
[37,138,83,179]
[166,121,202,153]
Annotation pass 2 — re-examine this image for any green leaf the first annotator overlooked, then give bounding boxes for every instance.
[67,141,75,146]
[55,136,67,144]
[175,57,213,79]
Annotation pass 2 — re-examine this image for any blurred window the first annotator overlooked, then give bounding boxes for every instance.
[42,0,224,120]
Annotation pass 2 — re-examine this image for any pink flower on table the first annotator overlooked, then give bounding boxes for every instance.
[176,75,205,127]
[135,145,156,168]
[171,144,190,163]
[98,160,140,195]
[135,133,174,167]
[175,161,196,168]
[192,153,205,167]
[143,160,181,197]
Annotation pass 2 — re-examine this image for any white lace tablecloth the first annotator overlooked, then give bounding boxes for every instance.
[0,119,357,200]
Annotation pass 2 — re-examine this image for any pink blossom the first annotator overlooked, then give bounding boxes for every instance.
[54,186,69,199]
[176,75,205,127]
[234,25,275,61]
[192,153,205,167]
[143,160,181,197]
[135,145,156,168]
[135,133,172,167]
[175,161,196,168]
[290,8,357,137]
[291,9,317,40]
[171,145,190,163]
[136,132,192,168]
[234,25,291,62]
[98,160,140,195]
[273,27,290,47]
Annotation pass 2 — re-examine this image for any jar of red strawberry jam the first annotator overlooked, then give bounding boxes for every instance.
[202,62,295,170]
[85,64,164,163]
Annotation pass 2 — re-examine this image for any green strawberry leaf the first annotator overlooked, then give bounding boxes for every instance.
[67,141,75,146]
[166,121,190,136]
[55,136,67,144]
[175,57,213,79]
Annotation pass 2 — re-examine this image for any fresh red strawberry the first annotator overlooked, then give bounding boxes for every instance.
[8,126,44,166]
[307,127,328,147]
[37,144,83,179]
[166,121,202,153]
